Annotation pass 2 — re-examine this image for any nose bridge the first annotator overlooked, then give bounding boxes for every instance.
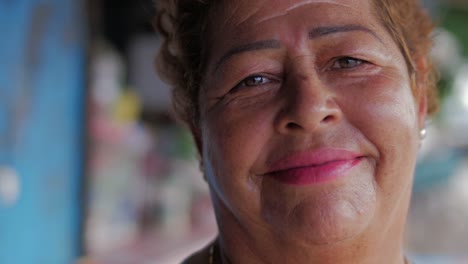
[289,66,328,112]
[276,59,341,133]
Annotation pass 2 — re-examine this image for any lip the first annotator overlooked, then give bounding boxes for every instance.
[264,148,364,185]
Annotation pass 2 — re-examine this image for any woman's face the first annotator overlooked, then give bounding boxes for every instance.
[198,0,427,246]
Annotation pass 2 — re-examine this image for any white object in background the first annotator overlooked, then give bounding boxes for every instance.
[455,64,468,109]
[90,40,125,110]
[439,62,468,148]
[431,28,463,77]
[0,166,20,207]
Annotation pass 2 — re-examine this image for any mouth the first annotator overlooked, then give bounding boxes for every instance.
[264,148,365,185]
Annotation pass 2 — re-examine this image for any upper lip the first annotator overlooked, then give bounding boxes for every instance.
[264,148,364,174]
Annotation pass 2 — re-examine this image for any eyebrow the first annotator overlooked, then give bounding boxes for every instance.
[308,24,383,42]
[214,39,281,72]
[213,24,382,73]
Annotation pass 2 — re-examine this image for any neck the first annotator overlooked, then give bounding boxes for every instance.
[212,194,410,264]
[217,232,406,264]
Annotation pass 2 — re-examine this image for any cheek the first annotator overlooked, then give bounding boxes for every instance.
[344,75,419,199]
[344,71,419,148]
[361,93,417,144]
[202,105,272,167]
[200,102,276,208]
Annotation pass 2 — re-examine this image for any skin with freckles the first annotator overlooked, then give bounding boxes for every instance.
[188,0,428,263]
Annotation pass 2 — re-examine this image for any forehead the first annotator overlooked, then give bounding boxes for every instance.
[211,0,376,27]
[208,0,379,44]
[205,0,385,68]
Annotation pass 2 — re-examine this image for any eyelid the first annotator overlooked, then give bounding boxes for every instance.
[232,73,279,91]
[330,57,368,70]
[241,75,270,86]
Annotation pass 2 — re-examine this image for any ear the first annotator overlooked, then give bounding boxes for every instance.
[414,57,429,129]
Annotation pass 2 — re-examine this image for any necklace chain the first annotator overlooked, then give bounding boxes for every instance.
[209,243,214,264]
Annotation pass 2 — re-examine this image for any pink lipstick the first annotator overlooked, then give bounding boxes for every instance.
[265,148,364,185]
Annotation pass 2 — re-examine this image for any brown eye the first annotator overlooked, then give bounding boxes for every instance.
[332,57,365,69]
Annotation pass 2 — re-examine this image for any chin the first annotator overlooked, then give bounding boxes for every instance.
[292,197,376,246]
[263,174,378,246]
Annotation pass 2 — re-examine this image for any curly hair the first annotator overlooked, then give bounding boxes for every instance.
[154,0,438,129]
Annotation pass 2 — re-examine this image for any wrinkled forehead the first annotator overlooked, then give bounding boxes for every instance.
[211,0,373,24]
[208,0,377,38]
[205,0,381,55]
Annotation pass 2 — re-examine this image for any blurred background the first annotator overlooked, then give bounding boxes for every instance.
[1,0,468,263]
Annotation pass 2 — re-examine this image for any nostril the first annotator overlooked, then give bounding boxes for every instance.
[286,122,301,130]
[321,115,334,123]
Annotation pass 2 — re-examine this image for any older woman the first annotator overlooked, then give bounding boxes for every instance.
[155,0,438,263]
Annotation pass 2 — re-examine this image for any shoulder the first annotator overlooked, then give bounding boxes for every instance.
[181,242,213,264]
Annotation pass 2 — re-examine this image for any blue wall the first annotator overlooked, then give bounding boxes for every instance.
[0,0,86,263]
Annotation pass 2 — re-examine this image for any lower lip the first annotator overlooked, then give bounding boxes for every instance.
[268,158,363,185]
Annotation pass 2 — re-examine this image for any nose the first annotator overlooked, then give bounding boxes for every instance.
[274,67,342,135]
